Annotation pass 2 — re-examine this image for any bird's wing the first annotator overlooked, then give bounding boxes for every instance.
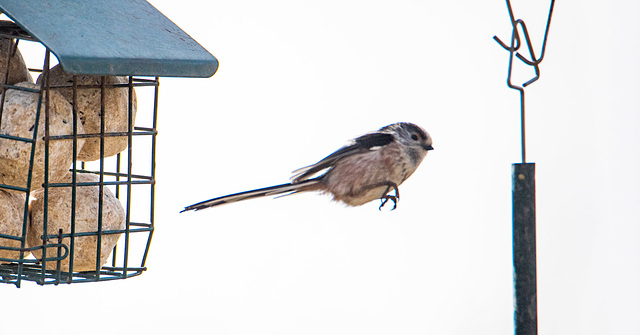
[291,131,395,182]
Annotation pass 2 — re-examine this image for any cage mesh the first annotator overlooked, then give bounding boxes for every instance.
[0,21,156,287]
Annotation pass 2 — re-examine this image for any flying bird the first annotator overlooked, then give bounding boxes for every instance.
[181,122,433,212]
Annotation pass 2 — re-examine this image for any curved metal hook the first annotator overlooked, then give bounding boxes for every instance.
[516,0,555,67]
[496,0,555,68]
[495,0,555,163]
[514,19,540,87]
[494,32,520,52]
[493,0,520,52]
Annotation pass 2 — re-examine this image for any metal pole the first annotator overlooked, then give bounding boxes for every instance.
[512,163,537,335]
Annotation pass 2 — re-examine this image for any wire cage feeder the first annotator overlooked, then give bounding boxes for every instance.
[0,1,218,287]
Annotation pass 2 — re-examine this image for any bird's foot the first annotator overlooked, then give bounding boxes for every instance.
[354,181,400,211]
[379,182,400,211]
[379,195,398,211]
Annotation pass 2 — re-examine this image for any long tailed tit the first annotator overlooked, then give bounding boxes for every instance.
[181,122,433,212]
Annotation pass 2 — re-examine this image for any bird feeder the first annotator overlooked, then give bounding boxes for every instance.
[0,0,218,287]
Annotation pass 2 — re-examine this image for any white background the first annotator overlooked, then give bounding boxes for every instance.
[3,0,640,334]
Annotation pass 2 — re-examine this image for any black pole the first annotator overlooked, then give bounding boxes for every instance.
[512,163,537,335]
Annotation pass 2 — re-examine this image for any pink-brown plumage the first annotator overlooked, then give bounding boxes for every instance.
[181,122,433,212]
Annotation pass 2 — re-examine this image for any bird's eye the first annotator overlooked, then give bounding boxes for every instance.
[411,134,419,141]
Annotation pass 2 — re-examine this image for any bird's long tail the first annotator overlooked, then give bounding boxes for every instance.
[180,179,322,212]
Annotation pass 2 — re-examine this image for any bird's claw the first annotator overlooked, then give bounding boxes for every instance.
[387,183,400,201]
[377,182,400,211]
[379,195,398,211]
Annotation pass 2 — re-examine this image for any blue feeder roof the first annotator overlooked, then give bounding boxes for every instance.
[0,0,218,77]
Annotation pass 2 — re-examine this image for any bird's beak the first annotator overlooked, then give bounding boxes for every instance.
[423,144,434,151]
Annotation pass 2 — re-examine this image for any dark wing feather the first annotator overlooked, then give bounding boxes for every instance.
[354,132,396,148]
[291,132,395,182]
